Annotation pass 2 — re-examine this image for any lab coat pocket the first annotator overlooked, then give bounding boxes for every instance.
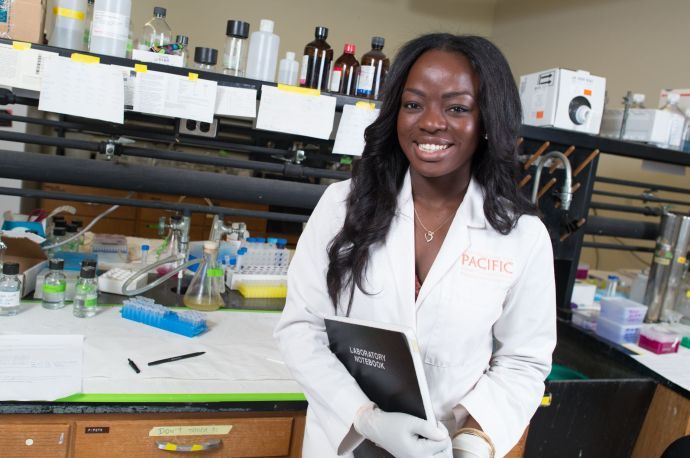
[422,274,508,368]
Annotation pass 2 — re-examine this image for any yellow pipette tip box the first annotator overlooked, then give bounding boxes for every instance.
[237,282,287,299]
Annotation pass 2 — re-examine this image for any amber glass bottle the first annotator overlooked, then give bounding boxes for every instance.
[329,43,360,96]
[356,36,389,100]
[299,26,333,90]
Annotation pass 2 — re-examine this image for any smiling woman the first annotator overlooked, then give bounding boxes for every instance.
[275,34,557,458]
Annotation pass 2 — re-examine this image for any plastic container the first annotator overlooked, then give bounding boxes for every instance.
[245,19,280,82]
[600,297,648,324]
[605,274,619,297]
[572,309,598,332]
[330,43,359,96]
[638,325,681,354]
[138,6,172,50]
[299,26,332,90]
[278,52,299,86]
[49,0,88,51]
[660,92,687,150]
[89,0,131,58]
[596,316,641,344]
[223,20,249,77]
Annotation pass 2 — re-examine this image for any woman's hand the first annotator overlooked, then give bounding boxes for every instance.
[354,404,452,458]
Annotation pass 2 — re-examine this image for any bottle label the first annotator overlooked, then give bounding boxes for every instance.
[330,67,342,92]
[84,294,97,307]
[207,268,224,278]
[0,290,20,308]
[299,54,309,85]
[91,10,129,41]
[43,283,66,294]
[43,282,66,302]
[356,65,375,96]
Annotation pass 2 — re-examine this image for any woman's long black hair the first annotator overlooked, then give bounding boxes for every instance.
[326,34,536,311]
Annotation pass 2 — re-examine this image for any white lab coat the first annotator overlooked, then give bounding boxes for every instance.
[274,170,557,458]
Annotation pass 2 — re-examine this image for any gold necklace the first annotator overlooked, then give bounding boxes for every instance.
[413,205,456,243]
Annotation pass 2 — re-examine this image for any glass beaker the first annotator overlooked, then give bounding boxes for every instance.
[184,241,224,311]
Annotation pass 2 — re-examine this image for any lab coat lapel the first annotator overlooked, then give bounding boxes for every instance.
[383,171,416,327]
[416,178,486,309]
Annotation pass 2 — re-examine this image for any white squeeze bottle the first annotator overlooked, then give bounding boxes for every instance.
[89,0,131,58]
[278,52,299,86]
[246,19,280,82]
[49,0,88,51]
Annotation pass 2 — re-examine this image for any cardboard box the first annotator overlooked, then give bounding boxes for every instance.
[0,0,46,44]
[520,68,606,134]
[3,228,48,297]
[600,108,680,146]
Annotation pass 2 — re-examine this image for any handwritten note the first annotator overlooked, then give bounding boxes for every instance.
[38,56,124,123]
[256,85,336,140]
[332,104,380,156]
[0,46,59,92]
[0,334,83,401]
[215,86,257,118]
[132,70,217,123]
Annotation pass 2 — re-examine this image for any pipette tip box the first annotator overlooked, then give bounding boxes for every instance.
[121,297,207,337]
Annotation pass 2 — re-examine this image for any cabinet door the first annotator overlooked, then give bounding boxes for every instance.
[0,424,70,458]
[73,417,295,457]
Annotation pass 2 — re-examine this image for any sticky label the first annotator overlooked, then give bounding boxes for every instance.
[584,89,592,96]
[148,425,233,437]
[536,111,544,119]
[53,7,85,20]
[71,53,100,64]
[12,41,31,51]
[277,84,320,96]
[188,72,199,81]
[134,64,147,73]
[207,268,224,278]
[541,393,552,407]
[355,101,376,110]
[677,256,687,264]
[85,427,110,434]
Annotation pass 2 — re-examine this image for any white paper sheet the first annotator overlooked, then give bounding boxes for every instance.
[332,104,380,156]
[0,334,83,401]
[110,65,136,109]
[132,70,217,123]
[631,346,690,392]
[215,86,257,118]
[0,46,59,92]
[2,304,299,396]
[256,85,336,140]
[38,57,124,124]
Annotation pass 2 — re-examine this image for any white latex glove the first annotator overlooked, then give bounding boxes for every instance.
[354,404,452,458]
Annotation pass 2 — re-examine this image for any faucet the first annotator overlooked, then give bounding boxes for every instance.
[530,151,573,211]
[121,213,194,297]
[209,214,249,243]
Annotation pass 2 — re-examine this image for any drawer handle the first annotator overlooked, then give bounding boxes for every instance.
[156,439,221,452]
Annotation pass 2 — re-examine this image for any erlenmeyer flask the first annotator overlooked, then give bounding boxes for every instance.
[183,241,225,311]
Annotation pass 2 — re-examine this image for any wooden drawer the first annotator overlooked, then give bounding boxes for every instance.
[0,423,70,458]
[73,417,295,457]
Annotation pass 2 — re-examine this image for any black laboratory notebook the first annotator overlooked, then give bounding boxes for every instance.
[324,316,436,458]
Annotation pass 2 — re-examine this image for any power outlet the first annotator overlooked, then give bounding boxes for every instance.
[177,118,219,138]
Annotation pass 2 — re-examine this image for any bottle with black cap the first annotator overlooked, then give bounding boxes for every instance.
[73,261,98,318]
[175,35,189,67]
[139,6,172,50]
[223,20,250,76]
[356,36,390,100]
[193,47,219,72]
[42,258,67,310]
[0,262,21,316]
[299,26,333,90]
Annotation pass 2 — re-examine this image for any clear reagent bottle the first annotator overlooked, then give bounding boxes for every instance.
[139,6,172,50]
[42,258,67,310]
[73,263,98,318]
[223,20,250,77]
[193,47,219,72]
[0,262,21,316]
[88,0,131,58]
[50,0,88,51]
